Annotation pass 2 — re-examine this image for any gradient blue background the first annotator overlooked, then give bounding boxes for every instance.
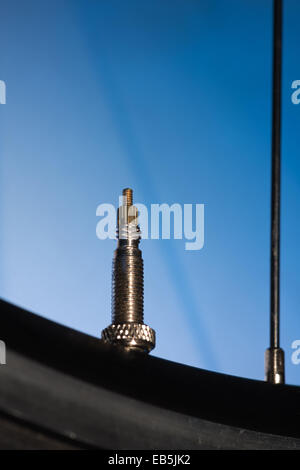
[1,0,300,384]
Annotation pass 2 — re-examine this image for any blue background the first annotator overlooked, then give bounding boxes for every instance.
[1,0,300,384]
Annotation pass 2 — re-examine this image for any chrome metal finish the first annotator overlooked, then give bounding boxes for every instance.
[101,188,155,353]
[102,323,155,353]
[265,347,285,385]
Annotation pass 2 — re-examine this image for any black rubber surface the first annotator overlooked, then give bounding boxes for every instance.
[0,298,300,449]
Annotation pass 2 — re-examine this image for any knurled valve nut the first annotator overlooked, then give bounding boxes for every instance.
[102,323,155,353]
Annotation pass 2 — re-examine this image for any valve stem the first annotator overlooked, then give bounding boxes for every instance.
[101,188,155,353]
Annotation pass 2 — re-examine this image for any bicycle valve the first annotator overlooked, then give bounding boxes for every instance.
[101,188,155,353]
